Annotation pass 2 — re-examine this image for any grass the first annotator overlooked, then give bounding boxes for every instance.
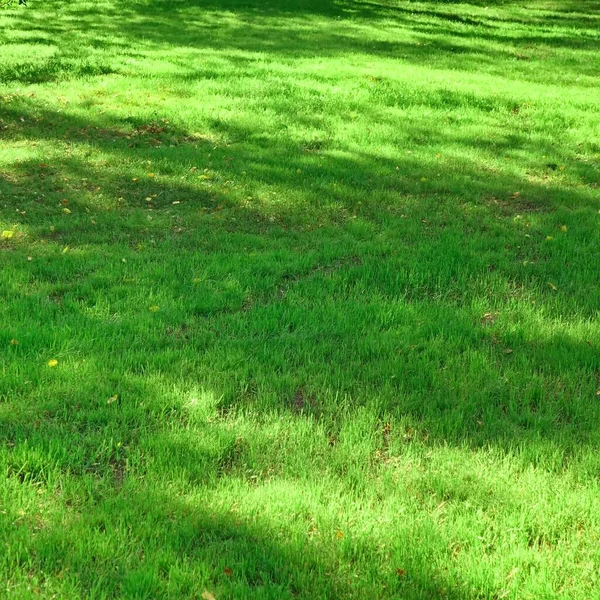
[1,0,600,597]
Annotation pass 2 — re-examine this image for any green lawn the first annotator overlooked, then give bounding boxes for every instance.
[1,0,600,597]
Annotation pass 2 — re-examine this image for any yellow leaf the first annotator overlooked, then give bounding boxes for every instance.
[548,282,557,291]
[201,592,216,600]
[560,225,567,232]
[148,305,160,312]
[107,394,119,404]
[335,530,344,540]
[48,359,58,367]
[546,236,553,241]
[148,172,155,178]
[10,339,19,346]
[1,230,14,239]
[62,208,72,214]
[62,246,70,254]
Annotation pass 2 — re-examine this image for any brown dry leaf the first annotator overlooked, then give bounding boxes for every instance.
[223,567,233,577]
[335,530,344,540]
[481,312,498,326]
[397,568,407,577]
[201,592,216,600]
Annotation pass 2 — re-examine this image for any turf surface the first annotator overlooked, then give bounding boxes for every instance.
[1,0,600,598]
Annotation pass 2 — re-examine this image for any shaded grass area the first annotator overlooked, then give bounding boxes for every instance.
[1,0,600,598]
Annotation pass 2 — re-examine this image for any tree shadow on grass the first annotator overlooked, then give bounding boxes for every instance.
[1,97,599,456]
[3,468,466,598]
[2,3,600,595]
[2,0,600,86]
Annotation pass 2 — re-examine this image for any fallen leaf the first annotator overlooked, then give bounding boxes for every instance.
[560,225,567,232]
[335,530,344,540]
[503,348,513,355]
[201,592,216,600]
[48,359,58,367]
[223,567,232,577]
[481,312,498,326]
[1,230,14,239]
[548,282,557,291]
[107,394,119,404]
[62,246,70,254]
[148,172,155,178]
[10,339,19,345]
[132,177,139,183]
[148,305,160,312]
[596,389,600,397]
[397,568,407,577]
[62,207,72,214]
[546,235,553,241]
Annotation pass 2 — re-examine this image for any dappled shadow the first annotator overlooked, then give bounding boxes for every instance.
[3,420,464,600]
[2,0,600,597]
[1,95,599,447]
[2,0,600,86]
